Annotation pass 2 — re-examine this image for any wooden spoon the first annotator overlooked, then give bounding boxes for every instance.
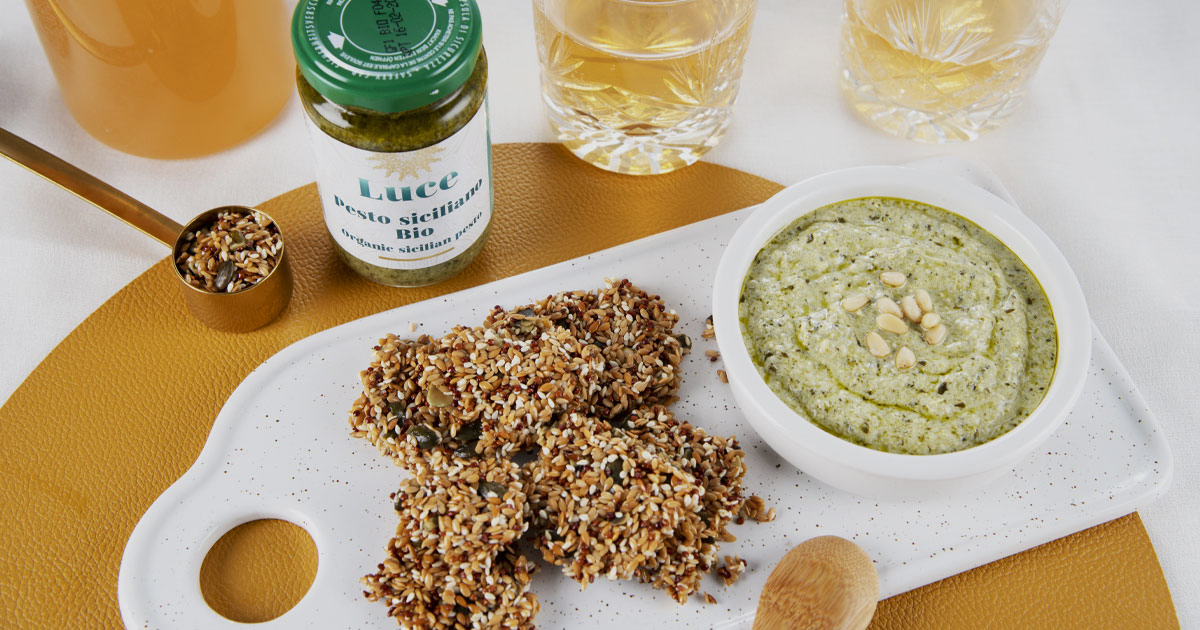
[753,536,880,630]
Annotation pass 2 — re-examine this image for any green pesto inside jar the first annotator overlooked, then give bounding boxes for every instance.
[297,49,487,153]
[296,50,491,286]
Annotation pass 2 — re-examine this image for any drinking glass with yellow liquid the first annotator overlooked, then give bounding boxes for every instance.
[25,0,292,159]
[841,0,1067,143]
[533,0,757,175]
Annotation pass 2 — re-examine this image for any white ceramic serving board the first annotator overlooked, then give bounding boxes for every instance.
[119,159,1172,630]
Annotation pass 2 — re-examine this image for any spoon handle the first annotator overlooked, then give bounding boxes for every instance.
[0,127,182,247]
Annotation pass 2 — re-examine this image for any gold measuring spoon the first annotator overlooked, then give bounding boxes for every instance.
[0,128,292,332]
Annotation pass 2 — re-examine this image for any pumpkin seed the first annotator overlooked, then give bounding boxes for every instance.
[517,317,539,333]
[425,387,452,408]
[230,229,246,247]
[454,423,482,443]
[453,441,479,459]
[609,410,631,429]
[478,481,507,499]
[607,458,624,484]
[675,333,692,349]
[387,401,404,419]
[214,260,237,291]
[408,424,439,450]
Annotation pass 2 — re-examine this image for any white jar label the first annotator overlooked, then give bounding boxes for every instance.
[304,102,491,270]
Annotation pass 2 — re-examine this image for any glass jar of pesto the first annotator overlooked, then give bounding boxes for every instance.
[291,0,491,286]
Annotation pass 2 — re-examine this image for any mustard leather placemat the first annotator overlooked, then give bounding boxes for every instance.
[0,143,1178,629]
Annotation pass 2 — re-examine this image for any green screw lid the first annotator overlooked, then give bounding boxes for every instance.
[292,0,483,113]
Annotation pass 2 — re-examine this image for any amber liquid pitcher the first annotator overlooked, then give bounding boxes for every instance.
[25,0,293,159]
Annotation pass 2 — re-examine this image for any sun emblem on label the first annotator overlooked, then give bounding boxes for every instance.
[368,146,446,181]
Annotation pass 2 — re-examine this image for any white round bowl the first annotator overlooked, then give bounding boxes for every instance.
[712,166,1091,499]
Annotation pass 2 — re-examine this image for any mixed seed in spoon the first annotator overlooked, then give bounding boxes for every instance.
[175,209,283,293]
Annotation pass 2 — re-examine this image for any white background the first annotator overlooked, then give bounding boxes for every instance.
[1,0,1196,625]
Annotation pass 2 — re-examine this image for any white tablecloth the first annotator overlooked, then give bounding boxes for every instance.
[2,0,1196,624]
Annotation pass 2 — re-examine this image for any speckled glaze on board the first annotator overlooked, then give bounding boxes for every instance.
[118,161,1171,629]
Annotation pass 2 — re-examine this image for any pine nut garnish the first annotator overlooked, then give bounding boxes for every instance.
[876,297,903,318]
[920,312,941,330]
[901,295,922,322]
[916,289,933,313]
[924,323,948,345]
[841,294,870,312]
[876,313,909,335]
[895,346,916,370]
[880,271,907,287]
[866,332,890,357]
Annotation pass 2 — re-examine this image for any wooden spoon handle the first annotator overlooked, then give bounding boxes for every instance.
[754,536,879,630]
[0,127,181,247]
